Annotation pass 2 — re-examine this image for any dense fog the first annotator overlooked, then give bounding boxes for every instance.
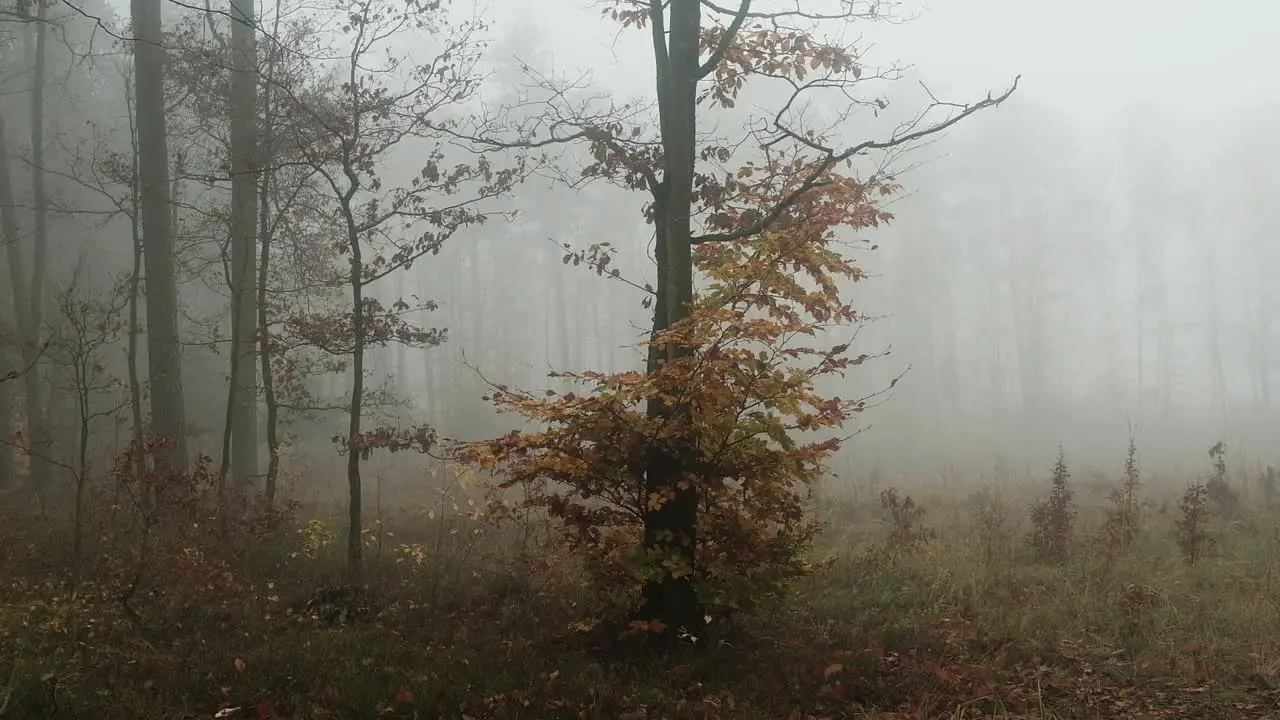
[3,0,1279,504]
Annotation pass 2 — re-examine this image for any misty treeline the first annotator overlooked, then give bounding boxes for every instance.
[0,0,1268,638]
[858,103,1280,477]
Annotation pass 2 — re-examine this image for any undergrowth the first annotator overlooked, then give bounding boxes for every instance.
[2,440,1280,719]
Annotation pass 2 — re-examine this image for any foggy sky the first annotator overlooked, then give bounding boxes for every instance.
[485,0,1280,131]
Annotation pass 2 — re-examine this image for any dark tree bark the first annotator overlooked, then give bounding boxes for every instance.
[0,378,11,490]
[638,0,702,637]
[0,114,44,500]
[133,0,188,468]
[341,195,364,577]
[228,0,261,490]
[123,71,145,470]
[24,0,52,497]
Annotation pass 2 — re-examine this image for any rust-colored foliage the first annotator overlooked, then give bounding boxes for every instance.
[1174,443,1224,566]
[877,487,935,559]
[448,0,1012,626]
[1204,440,1239,514]
[1176,483,1212,564]
[461,166,898,615]
[1096,435,1143,564]
[93,436,295,619]
[1028,447,1075,564]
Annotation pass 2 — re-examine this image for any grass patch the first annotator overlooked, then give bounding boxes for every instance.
[3,466,1280,719]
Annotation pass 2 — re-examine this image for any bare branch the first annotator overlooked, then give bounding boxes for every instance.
[692,76,1019,244]
[699,0,897,23]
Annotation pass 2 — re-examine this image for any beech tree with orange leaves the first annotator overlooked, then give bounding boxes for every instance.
[458,0,1017,640]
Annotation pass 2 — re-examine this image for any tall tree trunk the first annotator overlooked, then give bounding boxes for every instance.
[257,174,279,502]
[423,265,441,429]
[1135,285,1145,414]
[986,260,1005,421]
[1252,226,1272,412]
[552,254,570,382]
[394,269,407,388]
[1009,230,1046,429]
[124,69,145,468]
[0,114,43,502]
[257,0,282,503]
[0,119,14,492]
[0,380,11,490]
[343,200,365,578]
[228,0,260,490]
[591,287,605,370]
[467,239,484,371]
[23,0,52,497]
[1133,205,1170,416]
[1152,247,1172,413]
[639,0,701,637]
[1203,222,1228,421]
[72,369,90,590]
[1255,304,1273,412]
[133,0,188,469]
[542,247,554,384]
[1103,275,1121,418]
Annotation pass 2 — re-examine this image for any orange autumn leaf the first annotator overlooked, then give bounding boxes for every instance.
[458,158,898,616]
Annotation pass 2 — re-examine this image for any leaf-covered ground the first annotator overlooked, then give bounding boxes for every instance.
[3,480,1280,719]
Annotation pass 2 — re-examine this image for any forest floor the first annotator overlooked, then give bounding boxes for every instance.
[3,476,1280,719]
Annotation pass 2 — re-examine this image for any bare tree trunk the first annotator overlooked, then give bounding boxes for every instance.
[0,119,14,492]
[1256,307,1273,412]
[258,177,279,501]
[0,114,43,502]
[467,239,484,371]
[591,287,605,370]
[1252,231,1273,412]
[1009,230,1046,437]
[0,377,10,489]
[552,254,570,380]
[1153,249,1172,413]
[394,269,407,388]
[228,0,260,491]
[23,0,52,497]
[343,200,365,578]
[124,70,145,468]
[1100,254,1120,418]
[133,0,188,469]
[1203,225,1228,421]
[423,268,440,428]
[542,247,554,383]
[986,260,1006,421]
[1133,203,1171,416]
[934,256,960,414]
[1135,288,1145,414]
[72,374,90,590]
[257,0,283,504]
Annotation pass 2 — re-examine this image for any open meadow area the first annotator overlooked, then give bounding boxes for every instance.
[6,443,1280,719]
